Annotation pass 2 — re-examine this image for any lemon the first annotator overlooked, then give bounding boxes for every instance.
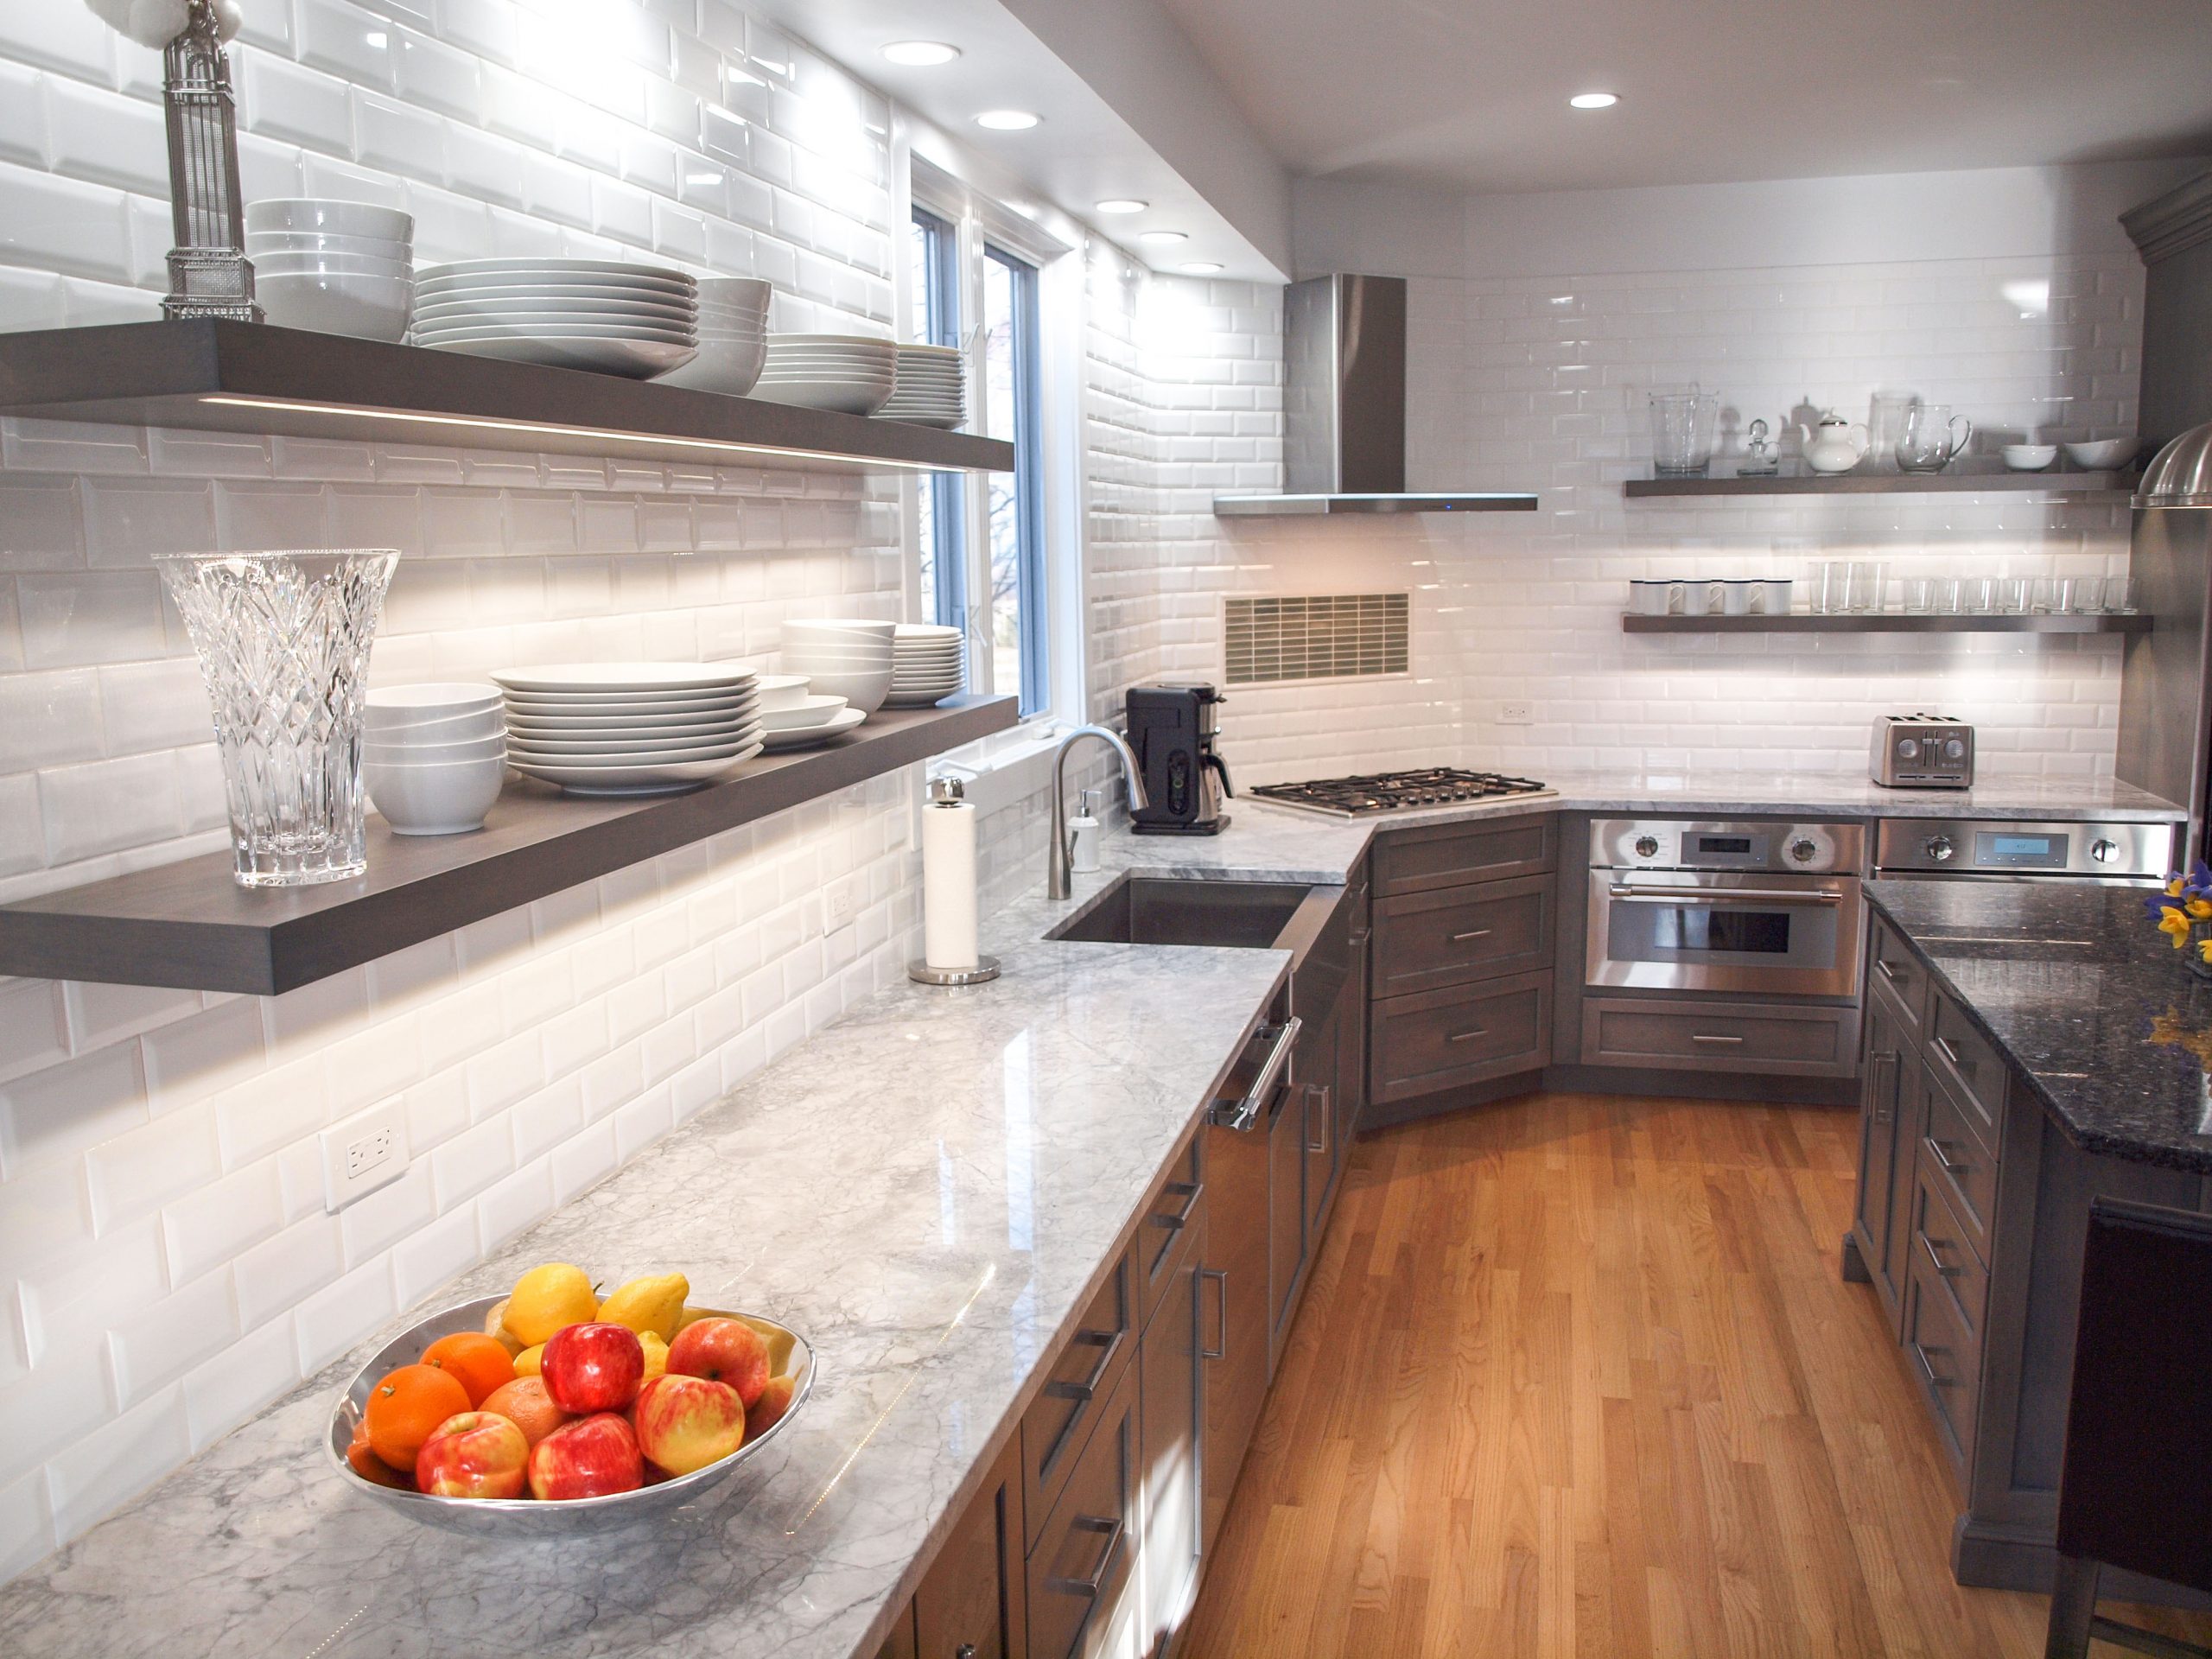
[505,1263,598,1345]
[639,1332,669,1382]
[483,1298,524,1357]
[514,1343,543,1376]
[596,1272,690,1340]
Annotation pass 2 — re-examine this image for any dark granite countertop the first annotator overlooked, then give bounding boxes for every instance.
[1866,879,2212,1174]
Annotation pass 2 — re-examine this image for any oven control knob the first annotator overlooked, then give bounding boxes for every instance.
[1633,835,1660,859]
[1789,836,1819,864]
[1896,737,1921,760]
[1924,834,1955,863]
[1942,738,1967,760]
[2091,837,2120,864]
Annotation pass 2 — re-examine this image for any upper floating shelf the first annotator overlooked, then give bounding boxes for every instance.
[1622,613,2152,634]
[0,696,1016,997]
[1213,492,1538,517]
[1623,466,2132,499]
[0,321,1016,474]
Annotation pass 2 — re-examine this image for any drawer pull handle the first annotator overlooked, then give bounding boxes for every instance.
[1927,1137,1969,1178]
[957,1647,977,1659]
[1872,1050,1897,1124]
[1913,1342,1957,1389]
[1043,1326,1122,1407]
[1609,883,1843,906]
[1151,1179,1202,1235]
[1449,928,1494,943]
[1199,1267,1228,1360]
[1920,1234,1964,1280]
[1217,1016,1302,1134]
[1306,1083,1332,1154]
[1044,1515,1125,1599]
[1447,1027,1489,1044]
[1876,957,1903,983]
[1933,1035,1969,1071]
[1690,1033,1745,1046]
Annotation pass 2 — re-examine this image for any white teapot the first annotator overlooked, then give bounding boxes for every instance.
[1795,411,1868,474]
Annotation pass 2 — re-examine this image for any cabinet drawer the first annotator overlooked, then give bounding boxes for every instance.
[1026,1357,1139,1659]
[914,1433,1024,1659]
[1022,1249,1135,1550]
[1910,1157,1989,1342]
[1921,1065,1996,1261]
[1904,1227,1980,1481]
[1136,1130,1204,1334]
[1370,969,1551,1104]
[1869,917,1928,1029]
[1926,991,2003,1154]
[1373,813,1556,898]
[1372,873,1554,998]
[1579,997,1858,1077]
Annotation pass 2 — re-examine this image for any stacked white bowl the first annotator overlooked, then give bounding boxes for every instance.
[753,673,860,751]
[660,277,772,396]
[753,334,898,416]
[779,620,895,715]
[363,683,507,834]
[411,259,700,380]
[886,624,965,707]
[246,200,416,341]
[491,664,761,796]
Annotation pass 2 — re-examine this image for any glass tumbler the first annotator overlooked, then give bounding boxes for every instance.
[1903,578,1936,614]
[2105,576,2137,613]
[1996,576,2031,614]
[2063,575,2105,614]
[157,550,401,887]
[1649,388,1719,477]
[1845,560,1888,613]
[1958,577,1996,614]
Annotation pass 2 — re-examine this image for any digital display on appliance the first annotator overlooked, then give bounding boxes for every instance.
[1974,830,2068,869]
[1698,836,1754,855]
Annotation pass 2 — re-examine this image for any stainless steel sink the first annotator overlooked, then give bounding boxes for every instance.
[1046,875,1320,951]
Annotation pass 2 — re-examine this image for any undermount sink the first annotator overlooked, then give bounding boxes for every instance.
[1046,875,1319,950]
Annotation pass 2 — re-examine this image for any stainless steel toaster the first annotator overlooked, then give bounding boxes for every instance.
[1871,713,1974,789]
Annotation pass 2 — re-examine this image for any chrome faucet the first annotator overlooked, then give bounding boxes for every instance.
[1048,724,1149,899]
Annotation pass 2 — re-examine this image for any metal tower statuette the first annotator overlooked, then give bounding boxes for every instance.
[160,0,259,321]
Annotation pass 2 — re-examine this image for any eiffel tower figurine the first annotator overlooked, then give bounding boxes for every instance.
[160,0,260,321]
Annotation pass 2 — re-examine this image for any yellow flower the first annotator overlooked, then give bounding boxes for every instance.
[2186,898,2212,920]
[2170,877,2188,898]
[2158,905,2194,946]
[2199,938,2212,965]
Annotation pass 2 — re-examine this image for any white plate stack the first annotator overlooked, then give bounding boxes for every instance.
[412,259,701,379]
[363,683,506,834]
[753,334,898,416]
[491,664,761,796]
[779,620,895,714]
[660,277,772,396]
[246,199,415,341]
[877,343,969,428]
[886,624,965,707]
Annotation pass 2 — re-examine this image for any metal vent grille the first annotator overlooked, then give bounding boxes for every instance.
[1224,593,1411,685]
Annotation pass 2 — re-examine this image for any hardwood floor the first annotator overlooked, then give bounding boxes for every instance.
[1185,1092,2212,1658]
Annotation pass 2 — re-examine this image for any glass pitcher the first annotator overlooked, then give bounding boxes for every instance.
[1649,387,1719,477]
[1896,404,1973,474]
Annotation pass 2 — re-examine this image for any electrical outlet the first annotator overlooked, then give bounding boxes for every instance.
[321,1098,409,1213]
[823,875,860,935]
[1498,700,1535,726]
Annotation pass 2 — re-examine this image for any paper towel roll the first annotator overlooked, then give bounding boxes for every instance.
[921,797,979,969]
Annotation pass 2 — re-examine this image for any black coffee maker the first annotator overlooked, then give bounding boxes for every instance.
[1128,682,1231,835]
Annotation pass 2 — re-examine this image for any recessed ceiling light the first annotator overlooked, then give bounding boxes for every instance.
[882,41,960,67]
[1568,91,1619,109]
[1139,230,1187,245]
[975,110,1040,130]
[1096,199,1147,215]
[1179,261,1224,275]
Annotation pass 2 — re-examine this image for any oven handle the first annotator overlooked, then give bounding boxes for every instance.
[1606,884,1846,906]
[1214,1016,1301,1134]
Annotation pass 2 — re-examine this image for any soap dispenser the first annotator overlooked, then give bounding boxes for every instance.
[1069,788,1102,874]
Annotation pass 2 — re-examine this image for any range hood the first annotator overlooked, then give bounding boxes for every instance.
[1213,274,1539,518]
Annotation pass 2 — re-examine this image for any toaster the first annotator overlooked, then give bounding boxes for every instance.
[1871,713,1974,789]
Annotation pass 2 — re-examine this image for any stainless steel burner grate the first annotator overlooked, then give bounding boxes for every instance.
[1248,767,1554,818]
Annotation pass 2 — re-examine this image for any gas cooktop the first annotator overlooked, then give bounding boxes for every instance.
[1248,767,1555,818]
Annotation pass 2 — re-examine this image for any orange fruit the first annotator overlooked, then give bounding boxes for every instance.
[365,1363,473,1471]
[346,1422,412,1489]
[421,1332,517,1407]
[480,1376,571,1448]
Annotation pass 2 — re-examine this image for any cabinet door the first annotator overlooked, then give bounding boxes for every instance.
[1201,1120,1268,1554]
[1267,1070,1307,1374]
[1026,1360,1140,1659]
[1140,1206,1205,1655]
[1338,891,1369,1160]
[875,1603,918,1659]
[1855,987,1910,1318]
[1301,1007,1340,1245]
[914,1432,1027,1659]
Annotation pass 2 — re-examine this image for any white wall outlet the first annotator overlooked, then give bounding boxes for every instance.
[823,874,861,936]
[320,1098,410,1213]
[1498,701,1535,726]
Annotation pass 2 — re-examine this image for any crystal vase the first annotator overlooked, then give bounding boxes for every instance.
[157,550,400,887]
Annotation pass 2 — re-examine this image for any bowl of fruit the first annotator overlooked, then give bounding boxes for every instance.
[327,1263,813,1535]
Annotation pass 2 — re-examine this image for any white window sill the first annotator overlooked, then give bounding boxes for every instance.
[930,717,1090,816]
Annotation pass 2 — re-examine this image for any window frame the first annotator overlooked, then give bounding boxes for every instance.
[908,204,967,633]
[982,241,1050,717]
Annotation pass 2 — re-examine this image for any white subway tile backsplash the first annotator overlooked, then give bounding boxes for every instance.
[232,1214,345,1332]
[106,1270,238,1412]
[0,1042,146,1181]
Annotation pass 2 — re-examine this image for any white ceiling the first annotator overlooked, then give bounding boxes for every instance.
[1149,0,2212,193]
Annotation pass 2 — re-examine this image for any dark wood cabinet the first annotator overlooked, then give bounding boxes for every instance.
[1370,969,1552,1103]
[1201,1111,1270,1554]
[875,1604,918,1659]
[1339,879,1370,1152]
[1851,980,1922,1325]
[1140,1199,1206,1654]
[1135,1132,1205,1332]
[914,1433,1027,1659]
[1370,872,1554,997]
[1266,1059,1306,1372]
[1026,1358,1141,1659]
[1372,812,1556,897]
[1301,1008,1339,1247]
[1021,1251,1136,1550]
[1578,995,1857,1077]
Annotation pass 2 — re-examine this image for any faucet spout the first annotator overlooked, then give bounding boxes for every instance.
[1048,724,1149,900]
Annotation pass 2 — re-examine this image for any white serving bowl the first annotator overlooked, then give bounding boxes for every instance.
[247,198,414,242]
[366,731,508,764]
[785,617,895,638]
[251,246,414,276]
[747,673,811,711]
[794,667,892,715]
[2002,443,2057,471]
[2066,436,2139,469]
[246,230,411,260]
[365,754,506,836]
[759,695,850,731]
[257,271,414,341]
[365,708,506,745]
[366,682,502,716]
[659,337,768,396]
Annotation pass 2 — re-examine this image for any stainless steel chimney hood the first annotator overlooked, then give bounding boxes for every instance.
[1213,274,1538,518]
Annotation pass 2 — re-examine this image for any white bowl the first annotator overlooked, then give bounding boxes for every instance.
[246,230,412,260]
[697,277,771,310]
[2002,443,2057,471]
[366,731,507,764]
[760,695,851,731]
[251,249,414,279]
[367,682,502,717]
[257,271,414,341]
[747,673,811,711]
[794,667,892,715]
[785,617,895,637]
[246,199,414,242]
[2066,437,2139,469]
[365,754,505,836]
[365,708,505,745]
[658,336,768,396]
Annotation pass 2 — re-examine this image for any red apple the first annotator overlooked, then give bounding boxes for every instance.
[526,1412,644,1501]
[632,1374,746,1476]
[539,1321,645,1414]
[415,1410,529,1499]
[746,1373,796,1443]
[666,1317,770,1408]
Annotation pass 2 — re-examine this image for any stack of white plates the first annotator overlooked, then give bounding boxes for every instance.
[877,343,969,428]
[363,683,505,834]
[779,620,894,714]
[753,334,898,416]
[490,664,760,795]
[247,199,415,341]
[661,277,772,396]
[760,695,862,751]
[412,259,700,379]
[886,624,965,708]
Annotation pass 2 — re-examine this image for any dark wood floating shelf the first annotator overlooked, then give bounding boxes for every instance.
[1622,613,2152,634]
[0,321,1015,474]
[0,696,1017,997]
[1623,466,2131,498]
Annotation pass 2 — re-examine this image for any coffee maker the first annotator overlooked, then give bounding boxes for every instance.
[1127,682,1232,835]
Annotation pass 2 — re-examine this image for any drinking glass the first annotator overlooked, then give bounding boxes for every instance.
[156,550,401,887]
[1926,576,1960,614]
[1812,560,1847,615]
[2105,575,2137,613]
[1903,578,1936,614]
[2031,576,2059,613]
[1958,576,1996,614]
[2063,575,2105,614]
[1996,576,2031,614]
[1649,388,1719,477]
[1896,404,1974,474]
[1844,560,1887,613]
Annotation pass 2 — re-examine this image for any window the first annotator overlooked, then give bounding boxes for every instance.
[908,207,964,632]
[981,244,1046,715]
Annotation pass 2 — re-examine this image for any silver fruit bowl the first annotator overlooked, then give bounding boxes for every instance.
[325,1294,815,1535]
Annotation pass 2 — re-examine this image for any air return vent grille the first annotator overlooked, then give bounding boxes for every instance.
[1224,593,1410,685]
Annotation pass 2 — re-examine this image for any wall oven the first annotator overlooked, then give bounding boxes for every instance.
[1586,818,1867,999]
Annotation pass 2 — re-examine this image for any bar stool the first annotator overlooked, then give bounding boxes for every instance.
[2044,1197,2212,1659]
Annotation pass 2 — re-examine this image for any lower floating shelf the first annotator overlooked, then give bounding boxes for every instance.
[0,696,1017,996]
[1622,613,2151,634]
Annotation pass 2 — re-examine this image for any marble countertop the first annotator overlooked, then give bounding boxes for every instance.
[1866,880,2212,1173]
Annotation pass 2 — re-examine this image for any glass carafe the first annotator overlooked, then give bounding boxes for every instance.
[1649,387,1719,477]
[1896,404,1973,474]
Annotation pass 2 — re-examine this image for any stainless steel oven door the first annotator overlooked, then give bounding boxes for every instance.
[1585,869,1865,997]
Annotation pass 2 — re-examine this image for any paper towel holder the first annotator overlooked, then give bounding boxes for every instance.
[910,775,1001,987]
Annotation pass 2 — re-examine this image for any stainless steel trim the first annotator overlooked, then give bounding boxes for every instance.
[1198,1267,1227,1360]
[1874,817,2177,880]
[1690,1033,1745,1046]
[1590,817,1865,874]
[1217,1015,1300,1133]
[1583,867,1866,997]
[1607,883,1844,906]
